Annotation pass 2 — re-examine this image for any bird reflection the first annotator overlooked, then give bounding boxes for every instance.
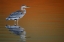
[5,25,26,42]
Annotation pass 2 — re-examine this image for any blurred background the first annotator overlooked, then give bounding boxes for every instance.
[0,0,64,42]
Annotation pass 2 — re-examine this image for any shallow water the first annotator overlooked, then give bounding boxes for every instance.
[0,0,64,42]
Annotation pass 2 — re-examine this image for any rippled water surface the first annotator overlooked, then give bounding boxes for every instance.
[0,0,64,42]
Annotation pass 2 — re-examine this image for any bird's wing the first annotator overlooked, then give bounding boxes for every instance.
[6,10,25,20]
[10,11,22,16]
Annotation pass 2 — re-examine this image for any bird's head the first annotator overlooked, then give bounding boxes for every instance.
[21,5,30,10]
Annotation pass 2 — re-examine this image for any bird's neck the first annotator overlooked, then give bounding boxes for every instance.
[21,9,26,14]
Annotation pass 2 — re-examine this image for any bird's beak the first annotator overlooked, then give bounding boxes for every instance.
[26,6,30,8]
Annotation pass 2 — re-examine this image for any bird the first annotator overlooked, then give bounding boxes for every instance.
[6,5,30,25]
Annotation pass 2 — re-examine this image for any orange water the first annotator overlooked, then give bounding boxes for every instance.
[0,0,64,42]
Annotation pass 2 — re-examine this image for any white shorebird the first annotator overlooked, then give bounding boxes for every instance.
[6,5,30,25]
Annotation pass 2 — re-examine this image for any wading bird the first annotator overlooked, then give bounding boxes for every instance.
[6,5,30,25]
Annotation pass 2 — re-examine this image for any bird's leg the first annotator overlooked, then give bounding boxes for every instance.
[14,20,16,25]
[17,19,18,26]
